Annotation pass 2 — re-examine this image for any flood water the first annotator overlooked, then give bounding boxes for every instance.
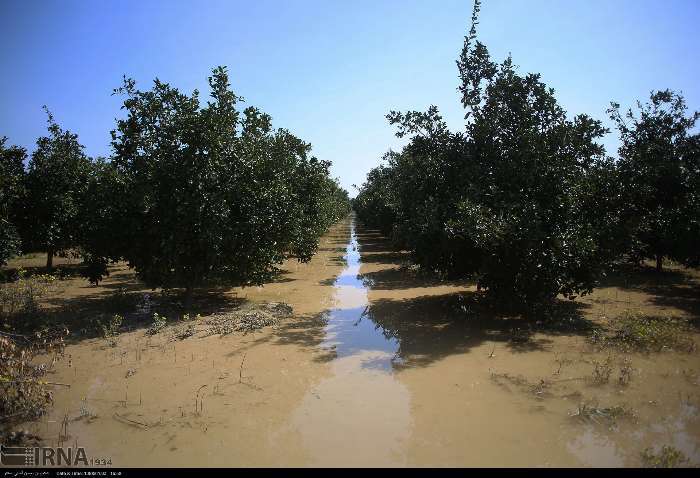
[289,215,700,467]
[22,215,700,467]
[290,219,412,466]
[322,219,401,368]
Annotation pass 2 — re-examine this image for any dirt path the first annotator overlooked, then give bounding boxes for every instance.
[19,215,700,467]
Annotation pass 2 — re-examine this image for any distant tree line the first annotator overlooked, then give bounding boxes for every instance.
[0,67,350,301]
[353,0,699,313]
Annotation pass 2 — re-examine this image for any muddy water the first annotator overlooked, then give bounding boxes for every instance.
[287,220,411,466]
[20,215,700,467]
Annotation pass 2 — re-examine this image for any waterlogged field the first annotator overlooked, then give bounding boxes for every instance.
[5,215,700,467]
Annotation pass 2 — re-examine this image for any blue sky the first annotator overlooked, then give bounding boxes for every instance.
[1,0,698,196]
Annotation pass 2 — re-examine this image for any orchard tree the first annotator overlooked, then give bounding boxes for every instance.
[24,108,91,269]
[75,157,126,284]
[97,67,348,302]
[454,14,613,307]
[352,156,399,237]
[0,137,26,266]
[356,0,620,312]
[609,90,700,271]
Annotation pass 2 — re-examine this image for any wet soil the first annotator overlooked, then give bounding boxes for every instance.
[10,215,700,467]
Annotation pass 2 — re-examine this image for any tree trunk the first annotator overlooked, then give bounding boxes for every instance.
[655,254,663,273]
[184,286,194,311]
[46,248,54,270]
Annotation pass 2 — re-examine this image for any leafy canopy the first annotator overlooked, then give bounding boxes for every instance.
[24,108,91,267]
[81,66,349,291]
[355,0,618,311]
[608,90,700,270]
[0,138,27,266]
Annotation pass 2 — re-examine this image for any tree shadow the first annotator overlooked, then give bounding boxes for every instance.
[362,292,595,367]
[268,313,329,349]
[262,269,296,284]
[1,263,86,281]
[600,262,700,320]
[358,251,410,265]
[8,286,246,344]
[261,291,596,369]
[318,277,337,287]
[356,266,469,290]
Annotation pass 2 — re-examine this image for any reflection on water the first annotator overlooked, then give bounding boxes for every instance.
[292,215,700,467]
[291,216,412,466]
[567,401,700,467]
[321,220,402,370]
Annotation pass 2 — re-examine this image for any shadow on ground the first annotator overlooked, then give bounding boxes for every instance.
[260,291,596,369]
[598,262,700,321]
[5,285,246,344]
[283,221,700,369]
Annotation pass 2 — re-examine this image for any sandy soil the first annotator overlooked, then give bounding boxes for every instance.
[7,215,700,467]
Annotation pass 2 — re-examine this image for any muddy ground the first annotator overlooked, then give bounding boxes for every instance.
[4,215,700,467]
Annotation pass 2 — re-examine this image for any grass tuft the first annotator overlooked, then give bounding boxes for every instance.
[590,311,696,353]
[570,402,637,427]
[640,445,690,468]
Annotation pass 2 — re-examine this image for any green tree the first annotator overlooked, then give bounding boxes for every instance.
[97,67,348,302]
[356,0,619,312]
[608,90,700,271]
[24,108,91,269]
[75,157,126,284]
[0,137,27,266]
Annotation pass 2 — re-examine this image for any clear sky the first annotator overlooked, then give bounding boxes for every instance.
[1,0,698,196]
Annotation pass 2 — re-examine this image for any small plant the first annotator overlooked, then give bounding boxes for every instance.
[101,314,122,338]
[553,355,573,375]
[571,402,636,427]
[591,355,613,385]
[147,312,167,335]
[78,398,98,422]
[640,445,689,468]
[618,357,633,386]
[99,314,123,347]
[0,270,58,324]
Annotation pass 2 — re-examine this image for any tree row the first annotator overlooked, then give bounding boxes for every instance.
[353,1,699,312]
[1,67,351,300]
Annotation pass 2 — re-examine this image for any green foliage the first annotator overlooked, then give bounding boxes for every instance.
[571,402,637,427]
[0,137,27,266]
[100,314,123,338]
[75,157,126,284]
[23,108,91,267]
[78,67,348,292]
[640,445,689,468]
[0,219,20,269]
[1,330,68,425]
[608,90,700,271]
[590,311,695,353]
[3,70,350,294]
[0,269,58,326]
[355,0,618,311]
[147,312,167,335]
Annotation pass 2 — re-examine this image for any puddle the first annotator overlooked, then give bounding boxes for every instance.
[322,220,402,368]
[290,218,412,466]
